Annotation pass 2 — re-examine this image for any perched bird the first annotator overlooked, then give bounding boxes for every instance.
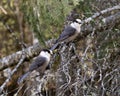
[51,19,82,50]
[17,49,53,84]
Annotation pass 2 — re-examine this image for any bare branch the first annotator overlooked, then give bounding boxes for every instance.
[0,52,25,93]
[0,6,7,14]
[84,4,120,23]
[0,5,120,72]
[0,43,42,71]
[80,12,120,38]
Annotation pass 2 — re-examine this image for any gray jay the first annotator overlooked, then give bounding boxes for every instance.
[17,49,53,84]
[51,19,82,50]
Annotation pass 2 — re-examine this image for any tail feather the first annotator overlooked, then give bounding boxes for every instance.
[17,71,30,84]
[50,43,59,51]
[55,39,59,44]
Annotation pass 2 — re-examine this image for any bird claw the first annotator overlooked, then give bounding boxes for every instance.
[69,43,76,52]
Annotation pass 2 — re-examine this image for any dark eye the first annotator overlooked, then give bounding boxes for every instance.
[47,50,50,54]
[73,20,81,24]
[77,21,81,24]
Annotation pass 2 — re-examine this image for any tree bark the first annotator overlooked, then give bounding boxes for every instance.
[0,43,42,71]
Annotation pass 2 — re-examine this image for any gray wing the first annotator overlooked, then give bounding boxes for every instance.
[56,26,76,43]
[29,56,47,72]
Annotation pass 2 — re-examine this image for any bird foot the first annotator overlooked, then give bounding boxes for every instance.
[69,43,76,52]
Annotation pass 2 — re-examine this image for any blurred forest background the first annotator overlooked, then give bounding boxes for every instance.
[0,0,120,96]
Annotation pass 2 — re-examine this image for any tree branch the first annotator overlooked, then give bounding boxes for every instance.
[0,43,42,71]
[0,52,25,93]
[0,5,120,72]
[84,4,120,23]
[80,12,120,38]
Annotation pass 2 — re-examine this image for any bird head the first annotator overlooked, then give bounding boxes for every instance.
[70,19,82,32]
[39,49,53,61]
[75,19,82,24]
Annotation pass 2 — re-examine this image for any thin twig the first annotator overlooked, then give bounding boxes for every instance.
[0,6,7,14]
[0,52,26,93]
[84,4,120,23]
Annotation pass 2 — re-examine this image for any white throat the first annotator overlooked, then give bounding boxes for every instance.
[39,51,51,62]
[70,22,81,33]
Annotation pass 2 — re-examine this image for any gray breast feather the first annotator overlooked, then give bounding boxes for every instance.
[29,56,47,72]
